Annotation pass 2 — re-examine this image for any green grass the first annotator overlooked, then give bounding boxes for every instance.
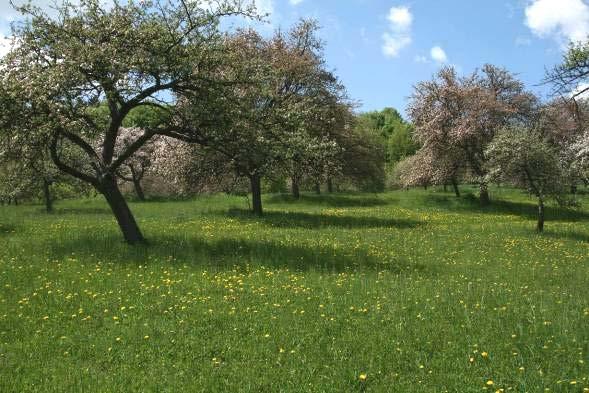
[1,187,588,392]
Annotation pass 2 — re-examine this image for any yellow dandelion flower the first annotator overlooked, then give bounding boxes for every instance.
[359,373,367,381]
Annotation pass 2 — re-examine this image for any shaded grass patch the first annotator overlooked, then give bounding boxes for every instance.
[223,208,422,229]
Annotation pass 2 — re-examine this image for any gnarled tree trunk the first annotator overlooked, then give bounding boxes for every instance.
[99,175,145,244]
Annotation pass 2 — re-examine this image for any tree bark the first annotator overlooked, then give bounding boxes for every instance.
[292,176,300,199]
[443,184,448,192]
[99,176,145,244]
[130,166,146,201]
[327,178,333,193]
[537,198,545,233]
[131,176,145,201]
[571,184,578,195]
[133,178,145,201]
[452,178,460,198]
[43,178,53,213]
[315,182,321,195]
[250,174,263,216]
[479,182,490,206]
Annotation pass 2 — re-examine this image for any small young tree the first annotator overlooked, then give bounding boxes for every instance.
[485,127,567,232]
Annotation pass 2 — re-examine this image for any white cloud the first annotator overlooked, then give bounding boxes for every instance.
[382,5,412,58]
[289,0,304,5]
[525,0,589,44]
[382,33,411,57]
[430,46,448,63]
[387,6,412,31]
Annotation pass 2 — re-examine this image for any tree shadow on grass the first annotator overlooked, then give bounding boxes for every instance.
[0,223,16,236]
[267,193,391,208]
[42,234,427,274]
[540,230,589,243]
[222,209,422,229]
[53,207,113,216]
[424,193,589,222]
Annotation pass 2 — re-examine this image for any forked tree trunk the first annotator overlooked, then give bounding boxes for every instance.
[537,198,545,233]
[250,174,263,216]
[43,178,53,213]
[479,182,490,206]
[99,176,145,244]
[452,178,460,198]
[292,176,300,199]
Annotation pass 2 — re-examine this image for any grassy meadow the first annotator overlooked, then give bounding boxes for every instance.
[0,187,588,392]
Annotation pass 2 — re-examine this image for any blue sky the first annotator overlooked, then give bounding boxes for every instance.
[249,0,588,115]
[2,0,588,116]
